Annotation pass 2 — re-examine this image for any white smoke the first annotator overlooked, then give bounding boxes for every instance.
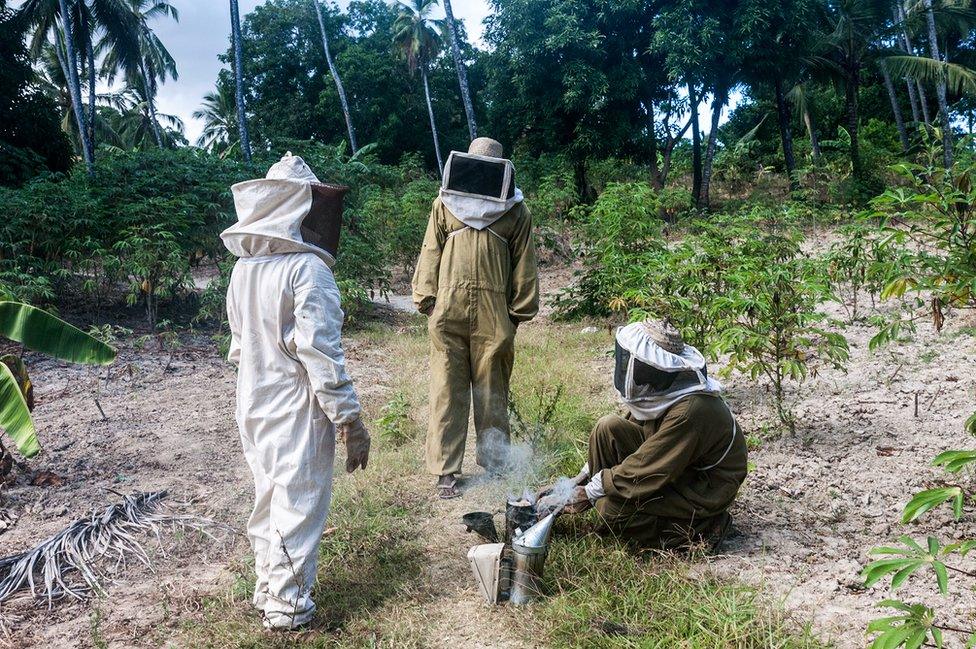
[476,427,582,514]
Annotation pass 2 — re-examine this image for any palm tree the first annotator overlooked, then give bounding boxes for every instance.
[393,0,445,175]
[192,84,238,155]
[229,0,252,162]
[923,0,952,166]
[19,0,93,173]
[442,0,477,141]
[101,85,184,149]
[99,0,179,149]
[35,40,123,148]
[312,0,357,152]
[816,0,891,181]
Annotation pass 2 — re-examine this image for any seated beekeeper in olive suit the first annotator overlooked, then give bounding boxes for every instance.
[546,320,747,549]
[412,138,539,499]
[222,153,371,629]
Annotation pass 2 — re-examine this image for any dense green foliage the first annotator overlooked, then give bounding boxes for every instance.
[0,0,72,186]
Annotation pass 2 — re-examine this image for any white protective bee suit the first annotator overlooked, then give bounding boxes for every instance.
[222,154,366,629]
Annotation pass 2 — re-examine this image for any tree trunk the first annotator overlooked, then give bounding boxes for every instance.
[846,66,862,179]
[313,1,357,152]
[229,0,252,162]
[923,0,953,167]
[687,78,702,207]
[803,107,821,164]
[880,60,910,153]
[647,101,662,190]
[906,77,921,124]
[898,2,931,126]
[773,76,798,192]
[421,65,443,176]
[443,0,477,141]
[701,84,726,209]
[57,0,93,174]
[141,63,164,147]
[84,21,96,162]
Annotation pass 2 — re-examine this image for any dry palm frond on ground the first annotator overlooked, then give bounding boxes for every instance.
[0,490,225,605]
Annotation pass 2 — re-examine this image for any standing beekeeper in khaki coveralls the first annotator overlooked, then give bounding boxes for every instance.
[222,153,370,630]
[540,320,747,549]
[413,138,539,499]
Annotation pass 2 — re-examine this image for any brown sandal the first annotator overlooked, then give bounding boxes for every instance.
[437,475,461,499]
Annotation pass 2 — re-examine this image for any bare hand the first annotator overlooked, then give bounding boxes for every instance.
[562,486,592,515]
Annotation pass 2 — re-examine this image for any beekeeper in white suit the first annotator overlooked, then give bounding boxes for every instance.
[222,153,370,630]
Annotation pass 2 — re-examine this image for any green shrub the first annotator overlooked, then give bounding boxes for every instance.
[555,182,665,318]
[866,135,976,348]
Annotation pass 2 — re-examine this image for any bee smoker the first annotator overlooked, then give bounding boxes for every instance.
[505,498,537,542]
[509,511,556,606]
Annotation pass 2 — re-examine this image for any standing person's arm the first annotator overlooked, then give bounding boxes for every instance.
[508,204,540,324]
[292,260,369,472]
[226,267,242,366]
[291,262,362,426]
[412,201,446,315]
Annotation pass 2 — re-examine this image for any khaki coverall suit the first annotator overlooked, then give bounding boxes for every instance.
[590,394,747,549]
[412,197,539,476]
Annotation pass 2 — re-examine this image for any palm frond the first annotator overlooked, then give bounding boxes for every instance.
[0,491,228,604]
[884,55,976,95]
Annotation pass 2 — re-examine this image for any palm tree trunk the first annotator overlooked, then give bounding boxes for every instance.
[229,0,252,162]
[443,0,477,141]
[846,66,862,180]
[57,0,93,174]
[141,63,164,148]
[773,76,799,192]
[906,77,921,124]
[803,107,821,164]
[313,1,357,152]
[923,0,953,167]
[897,2,931,126]
[687,78,702,207]
[880,60,910,153]
[84,21,96,162]
[421,65,443,176]
[701,84,726,209]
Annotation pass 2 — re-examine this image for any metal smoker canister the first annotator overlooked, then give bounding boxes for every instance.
[509,512,556,605]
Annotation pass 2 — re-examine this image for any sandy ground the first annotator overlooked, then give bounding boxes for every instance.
[0,259,973,648]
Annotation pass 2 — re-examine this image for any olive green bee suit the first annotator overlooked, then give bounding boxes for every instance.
[589,394,747,549]
[413,197,539,476]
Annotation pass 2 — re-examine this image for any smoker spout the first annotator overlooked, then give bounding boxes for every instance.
[512,511,556,555]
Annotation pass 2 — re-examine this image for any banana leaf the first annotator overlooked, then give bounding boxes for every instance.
[0,302,116,365]
[0,362,38,458]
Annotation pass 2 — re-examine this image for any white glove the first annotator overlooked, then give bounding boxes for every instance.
[339,418,370,473]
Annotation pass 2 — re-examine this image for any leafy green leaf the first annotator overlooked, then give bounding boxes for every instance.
[0,302,116,365]
[0,362,38,458]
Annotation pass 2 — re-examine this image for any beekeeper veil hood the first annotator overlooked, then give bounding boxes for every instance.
[614,319,722,420]
[221,152,349,267]
[439,138,524,230]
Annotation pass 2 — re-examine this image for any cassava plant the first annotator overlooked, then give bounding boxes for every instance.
[716,227,848,433]
[113,224,190,331]
[863,411,976,648]
[866,136,976,349]
[825,223,902,324]
[555,182,665,318]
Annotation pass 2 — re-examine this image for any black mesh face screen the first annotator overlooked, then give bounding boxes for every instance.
[614,340,707,398]
[445,155,511,199]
